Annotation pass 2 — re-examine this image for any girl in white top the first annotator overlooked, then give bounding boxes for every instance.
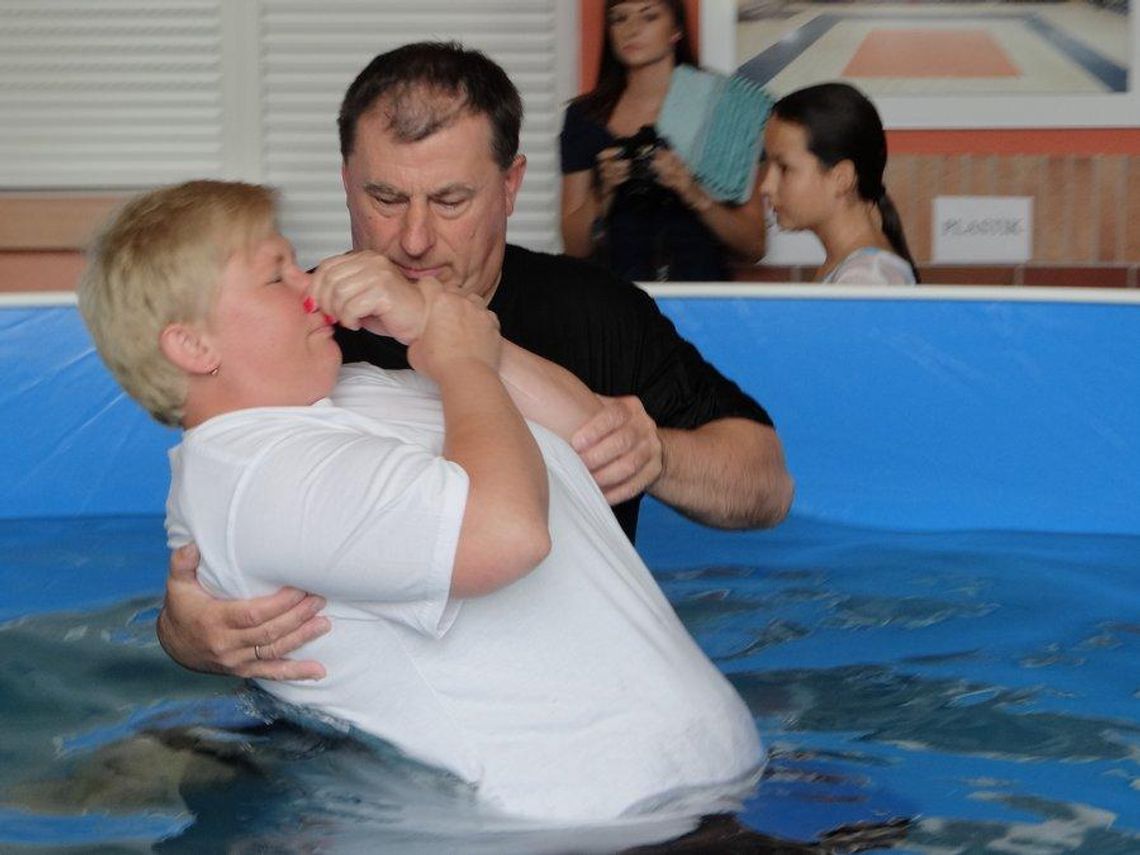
[760,83,919,286]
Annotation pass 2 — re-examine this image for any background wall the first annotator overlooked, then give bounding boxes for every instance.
[0,1,576,293]
[577,1,1140,287]
[0,195,122,294]
[578,0,701,90]
[751,131,1140,286]
[2,1,1137,295]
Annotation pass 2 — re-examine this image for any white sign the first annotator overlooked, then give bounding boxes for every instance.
[933,196,1033,263]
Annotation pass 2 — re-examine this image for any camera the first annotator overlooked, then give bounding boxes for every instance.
[613,125,668,197]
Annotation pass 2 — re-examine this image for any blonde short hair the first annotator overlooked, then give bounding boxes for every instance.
[78,180,277,426]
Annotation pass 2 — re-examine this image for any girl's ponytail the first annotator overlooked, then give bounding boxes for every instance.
[877,191,920,283]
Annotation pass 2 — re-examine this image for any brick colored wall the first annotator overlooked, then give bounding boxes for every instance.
[739,149,1140,287]
[894,152,1140,266]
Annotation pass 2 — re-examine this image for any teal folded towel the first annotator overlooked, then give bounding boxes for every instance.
[657,66,773,204]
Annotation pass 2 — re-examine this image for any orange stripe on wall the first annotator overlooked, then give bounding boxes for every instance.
[0,251,86,293]
[0,196,126,251]
[581,0,604,92]
[888,129,1140,156]
[579,0,701,93]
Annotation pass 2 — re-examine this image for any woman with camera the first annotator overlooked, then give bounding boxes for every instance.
[559,0,767,282]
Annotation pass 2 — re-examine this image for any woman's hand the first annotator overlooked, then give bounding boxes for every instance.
[651,149,713,212]
[309,251,427,343]
[407,287,502,381]
[594,147,631,204]
[651,148,767,262]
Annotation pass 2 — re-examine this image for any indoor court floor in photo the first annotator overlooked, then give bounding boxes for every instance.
[735,1,1130,96]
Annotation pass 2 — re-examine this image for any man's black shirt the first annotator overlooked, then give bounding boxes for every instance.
[334,244,772,542]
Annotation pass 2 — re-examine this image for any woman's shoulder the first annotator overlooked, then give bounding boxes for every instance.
[826,248,916,286]
[560,98,613,172]
[561,98,597,135]
[183,401,363,452]
[563,96,600,124]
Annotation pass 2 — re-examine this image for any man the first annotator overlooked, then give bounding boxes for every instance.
[159,41,793,681]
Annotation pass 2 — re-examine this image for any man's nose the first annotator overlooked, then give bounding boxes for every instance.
[400,199,435,257]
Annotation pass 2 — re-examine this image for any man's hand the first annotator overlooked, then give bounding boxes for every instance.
[157,544,331,681]
[570,395,663,505]
[309,251,429,343]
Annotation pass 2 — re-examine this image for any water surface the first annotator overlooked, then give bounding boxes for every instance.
[1,511,1137,853]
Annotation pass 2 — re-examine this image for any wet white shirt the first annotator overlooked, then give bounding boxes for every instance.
[166,365,763,822]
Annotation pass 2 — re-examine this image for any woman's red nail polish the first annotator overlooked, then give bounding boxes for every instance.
[302,296,317,313]
[323,314,336,326]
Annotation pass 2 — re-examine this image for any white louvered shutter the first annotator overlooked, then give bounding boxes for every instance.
[0,0,253,187]
[0,0,574,259]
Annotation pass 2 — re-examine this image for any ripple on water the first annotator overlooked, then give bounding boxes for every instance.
[2,519,1139,851]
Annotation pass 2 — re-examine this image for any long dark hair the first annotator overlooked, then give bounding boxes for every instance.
[771,82,920,282]
[573,0,697,125]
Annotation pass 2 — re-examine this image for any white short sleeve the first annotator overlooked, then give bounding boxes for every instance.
[826,249,916,286]
[213,417,468,637]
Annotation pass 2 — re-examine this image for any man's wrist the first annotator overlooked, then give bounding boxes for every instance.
[644,426,670,499]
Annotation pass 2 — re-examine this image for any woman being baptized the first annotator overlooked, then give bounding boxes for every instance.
[78,180,763,827]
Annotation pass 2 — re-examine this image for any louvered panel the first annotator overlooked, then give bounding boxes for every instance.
[259,0,564,267]
[0,0,227,188]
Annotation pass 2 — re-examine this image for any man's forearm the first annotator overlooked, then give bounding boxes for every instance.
[649,419,794,529]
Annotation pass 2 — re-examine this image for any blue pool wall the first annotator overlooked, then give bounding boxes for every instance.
[2,291,1137,535]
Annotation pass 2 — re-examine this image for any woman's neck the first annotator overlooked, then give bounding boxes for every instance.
[181,388,236,430]
[609,57,674,135]
[181,378,322,430]
[624,54,674,97]
[814,201,891,281]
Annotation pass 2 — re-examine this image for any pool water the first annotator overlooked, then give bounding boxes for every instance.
[1,508,1138,853]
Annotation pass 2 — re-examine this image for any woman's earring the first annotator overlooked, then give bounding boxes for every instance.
[209,365,220,377]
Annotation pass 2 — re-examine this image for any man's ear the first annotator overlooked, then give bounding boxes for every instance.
[159,322,217,376]
[503,154,527,217]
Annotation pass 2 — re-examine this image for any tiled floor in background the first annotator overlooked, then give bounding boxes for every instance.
[736,3,1130,95]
